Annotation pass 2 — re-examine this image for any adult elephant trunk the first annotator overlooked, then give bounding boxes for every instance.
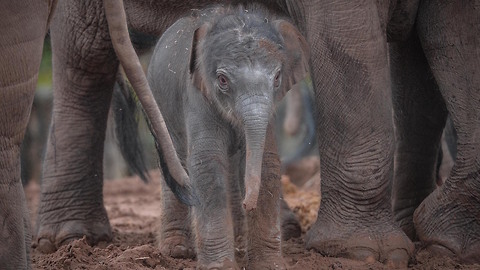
[103,0,189,188]
[240,95,273,211]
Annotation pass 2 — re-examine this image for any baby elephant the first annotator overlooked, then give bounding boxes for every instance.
[148,6,308,269]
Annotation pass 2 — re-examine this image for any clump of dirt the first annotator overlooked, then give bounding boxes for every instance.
[25,162,479,269]
[283,156,320,187]
[282,175,320,233]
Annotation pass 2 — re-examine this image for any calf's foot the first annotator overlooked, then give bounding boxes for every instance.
[157,229,195,259]
[247,253,286,270]
[197,258,239,270]
[156,184,195,259]
[414,186,480,263]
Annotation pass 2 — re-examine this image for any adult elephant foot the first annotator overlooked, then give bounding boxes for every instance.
[280,200,301,241]
[305,214,414,268]
[33,208,112,253]
[414,187,480,263]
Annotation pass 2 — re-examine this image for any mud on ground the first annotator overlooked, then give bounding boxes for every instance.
[25,167,479,269]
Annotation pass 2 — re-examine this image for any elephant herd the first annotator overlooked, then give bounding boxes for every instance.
[1,0,479,269]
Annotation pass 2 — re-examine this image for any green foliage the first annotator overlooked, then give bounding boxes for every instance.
[37,37,52,87]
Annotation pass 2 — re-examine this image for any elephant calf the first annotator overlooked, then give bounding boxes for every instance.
[120,6,309,269]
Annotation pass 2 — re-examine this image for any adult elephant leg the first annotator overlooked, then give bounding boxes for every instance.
[0,2,53,267]
[301,2,413,267]
[246,123,284,269]
[390,30,448,240]
[35,0,117,253]
[414,1,480,263]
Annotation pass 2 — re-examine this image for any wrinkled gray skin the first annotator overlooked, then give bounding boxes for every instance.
[143,8,308,268]
[0,0,473,269]
[0,1,56,269]
[389,4,480,262]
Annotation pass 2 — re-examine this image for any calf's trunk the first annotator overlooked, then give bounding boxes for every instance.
[241,97,272,211]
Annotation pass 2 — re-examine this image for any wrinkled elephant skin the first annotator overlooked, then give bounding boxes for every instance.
[0,1,56,269]
[0,0,471,269]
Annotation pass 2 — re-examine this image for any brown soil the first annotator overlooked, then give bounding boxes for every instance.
[25,167,479,270]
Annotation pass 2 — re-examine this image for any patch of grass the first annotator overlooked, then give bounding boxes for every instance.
[37,38,52,88]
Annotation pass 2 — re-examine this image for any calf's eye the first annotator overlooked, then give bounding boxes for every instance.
[218,74,229,90]
[274,71,281,88]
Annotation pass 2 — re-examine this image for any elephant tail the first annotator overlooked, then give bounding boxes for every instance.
[112,75,150,182]
[105,0,192,197]
[105,0,197,206]
[113,75,199,206]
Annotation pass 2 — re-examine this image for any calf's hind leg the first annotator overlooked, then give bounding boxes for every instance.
[157,171,195,259]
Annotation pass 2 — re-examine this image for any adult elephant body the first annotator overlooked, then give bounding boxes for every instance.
[29,0,480,268]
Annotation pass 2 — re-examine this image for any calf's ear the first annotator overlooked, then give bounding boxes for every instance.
[273,20,310,93]
[190,23,210,94]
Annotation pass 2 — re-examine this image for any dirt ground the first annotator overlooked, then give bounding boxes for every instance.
[25,164,479,270]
